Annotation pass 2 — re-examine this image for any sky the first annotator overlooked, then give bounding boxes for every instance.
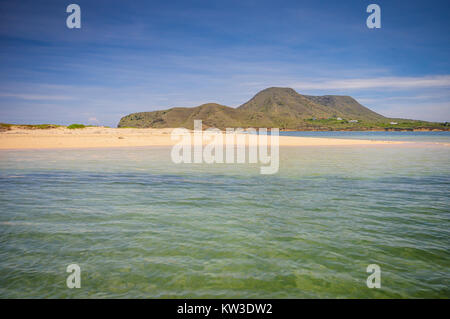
[0,0,449,126]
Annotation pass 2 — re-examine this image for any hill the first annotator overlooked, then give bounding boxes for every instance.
[118,87,448,131]
[117,103,244,130]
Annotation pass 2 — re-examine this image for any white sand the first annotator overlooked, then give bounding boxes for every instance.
[0,126,405,150]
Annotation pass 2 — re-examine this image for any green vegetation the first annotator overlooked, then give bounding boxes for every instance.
[0,123,108,130]
[117,87,448,131]
[67,124,86,129]
[301,118,447,131]
[0,123,62,130]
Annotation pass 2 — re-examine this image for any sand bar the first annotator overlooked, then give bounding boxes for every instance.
[0,127,408,150]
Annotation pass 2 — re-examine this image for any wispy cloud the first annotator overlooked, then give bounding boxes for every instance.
[0,93,74,101]
[291,75,450,90]
[87,117,99,124]
[379,102,450,122]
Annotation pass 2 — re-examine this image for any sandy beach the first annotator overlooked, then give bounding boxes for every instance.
[0,126,407,150]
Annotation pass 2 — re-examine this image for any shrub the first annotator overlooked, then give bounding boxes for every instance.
[67,124,86,129]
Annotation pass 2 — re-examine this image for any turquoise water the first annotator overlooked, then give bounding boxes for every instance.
[0,140,449,298]
[278,131,450,143]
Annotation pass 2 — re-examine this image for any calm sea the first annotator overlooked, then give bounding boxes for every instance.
[279,130,450,143]
[0,133,449,298]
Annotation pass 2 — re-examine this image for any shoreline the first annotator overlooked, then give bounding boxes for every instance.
[0,127,413,150]
[279,128,449,132]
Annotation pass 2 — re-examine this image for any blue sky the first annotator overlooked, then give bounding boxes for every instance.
[0,0,449,126]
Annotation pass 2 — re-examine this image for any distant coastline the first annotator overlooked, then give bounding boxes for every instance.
[1,123,448,134]
[278,127,449,132]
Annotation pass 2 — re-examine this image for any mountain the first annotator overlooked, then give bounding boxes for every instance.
[118,103,244,130]
[117,87,445,130]
[236,87,385,127]
[302,94,384,121]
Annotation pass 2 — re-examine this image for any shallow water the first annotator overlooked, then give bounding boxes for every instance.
[279,131,450,143]
[0,140,449,298]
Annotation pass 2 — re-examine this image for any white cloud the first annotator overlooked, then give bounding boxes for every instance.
[0,93,74,101]
[291,75,450,90]
[380,102,450,122]
[88,117,99,124]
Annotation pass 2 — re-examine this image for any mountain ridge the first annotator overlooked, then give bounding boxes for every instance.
[117,87,447,131]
